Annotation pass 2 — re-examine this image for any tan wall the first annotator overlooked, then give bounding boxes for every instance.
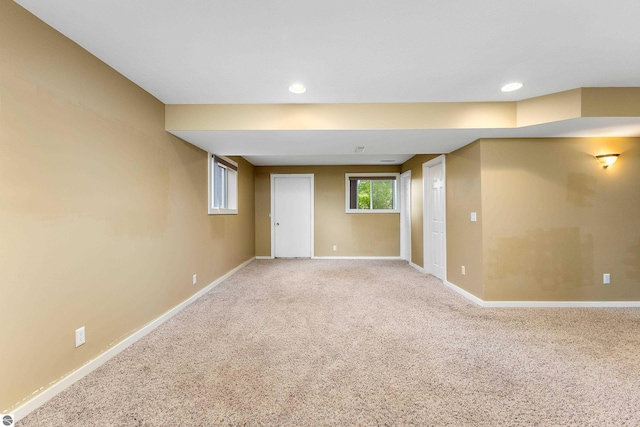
[166,102,516,131]
[0,2,254,412]
[400,155,439,267]
[516,89,582,127]
[445,142,484,298]
[581,88,640,117]
[515,88,640,127]
[480,138,640,301]
[255,166,401,257]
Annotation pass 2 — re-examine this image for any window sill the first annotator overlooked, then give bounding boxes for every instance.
[345,209,400,214]
[209,208,238,215]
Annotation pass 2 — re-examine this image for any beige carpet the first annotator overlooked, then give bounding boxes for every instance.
[18,260,640,426]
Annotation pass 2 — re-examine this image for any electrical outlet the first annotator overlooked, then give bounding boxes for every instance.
[193,274,197,285]
[461,266,466,275]
[75,326,85,348]
[470,212,477,222]
[333,245,337,251]
[603,273,610,285]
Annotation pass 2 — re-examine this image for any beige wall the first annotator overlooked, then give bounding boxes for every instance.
[4,1,640,415]
[581,88,640,117]
[445,136,640,301]
[400,155,439,267]
[167,88,640,133]
[255,166,401,257]
[445,143,484,298]
[481,137,640,301]
[515,88,640,127]
[516,89,582,127]
[0,2,254,412]
[166,102,516,131]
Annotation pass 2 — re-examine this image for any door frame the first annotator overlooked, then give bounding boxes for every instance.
[270,174,315,259]
[400,170,412,262]
[423,155,446,279]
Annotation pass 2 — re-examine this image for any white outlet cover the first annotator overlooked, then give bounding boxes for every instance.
[461,266,466,275]
[470,212,477,222]
[603,273,611,284]
[193,274,197,285]
[75,326,85,348]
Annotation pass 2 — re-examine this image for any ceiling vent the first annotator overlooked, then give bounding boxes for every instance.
[354,146,365,153]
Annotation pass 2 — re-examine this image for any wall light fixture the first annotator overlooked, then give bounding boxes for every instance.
[595,153,620,169]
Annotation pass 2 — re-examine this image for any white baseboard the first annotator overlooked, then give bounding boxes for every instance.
[409,262,426,273]
[12,257,256,422]
[312,256,402,260]
[444,279,640,308]
[482,300,640,308]
[443,280,484,306]
[258,256,402,261]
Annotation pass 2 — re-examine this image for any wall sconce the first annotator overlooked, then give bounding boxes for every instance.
[595,154,620,169]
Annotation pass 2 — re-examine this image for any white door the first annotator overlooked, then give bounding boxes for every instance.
[423,156,446,279]
[400,171,412,262]
[272,175,314,258]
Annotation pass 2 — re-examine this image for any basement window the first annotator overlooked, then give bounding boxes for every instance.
[209,154,238,215]
[345,173,399,213]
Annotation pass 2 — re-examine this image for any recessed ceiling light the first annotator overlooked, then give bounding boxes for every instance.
[380,159,395,163]
[288,83,307,94]
[501,82,524,92]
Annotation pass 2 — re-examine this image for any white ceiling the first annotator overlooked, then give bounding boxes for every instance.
[15,0,640,165]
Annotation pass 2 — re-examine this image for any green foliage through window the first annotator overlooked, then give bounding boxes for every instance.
[349,176,396,211]
[357,180,371,209]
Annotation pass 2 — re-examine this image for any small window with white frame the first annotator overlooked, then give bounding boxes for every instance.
[209,154,238,215]
[345,173,400,213]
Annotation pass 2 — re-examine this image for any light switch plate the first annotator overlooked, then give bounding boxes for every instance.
[470,212,477,222]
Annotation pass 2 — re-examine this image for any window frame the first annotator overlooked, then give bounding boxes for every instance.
[345,172,400,214]
[208,154,238,215]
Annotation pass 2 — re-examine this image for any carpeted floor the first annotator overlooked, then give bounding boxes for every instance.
[18,259,640,426]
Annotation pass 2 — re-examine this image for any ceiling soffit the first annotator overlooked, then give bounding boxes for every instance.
[166,88,640,133]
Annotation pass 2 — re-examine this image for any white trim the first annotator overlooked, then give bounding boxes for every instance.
[400,170,412,262]
[482,301,640,308]
[443,279,640,308]
[270,174,315,259]
[208,154,238,215]
[313,256,402,260]
[208,209,238,215]
[12,257,256,422]
[255,256,274,260]
[422,155,447,281]
[343,209,400,214]
[443,280,484,306]
[409,261,426,273]
[345,172,401,214]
